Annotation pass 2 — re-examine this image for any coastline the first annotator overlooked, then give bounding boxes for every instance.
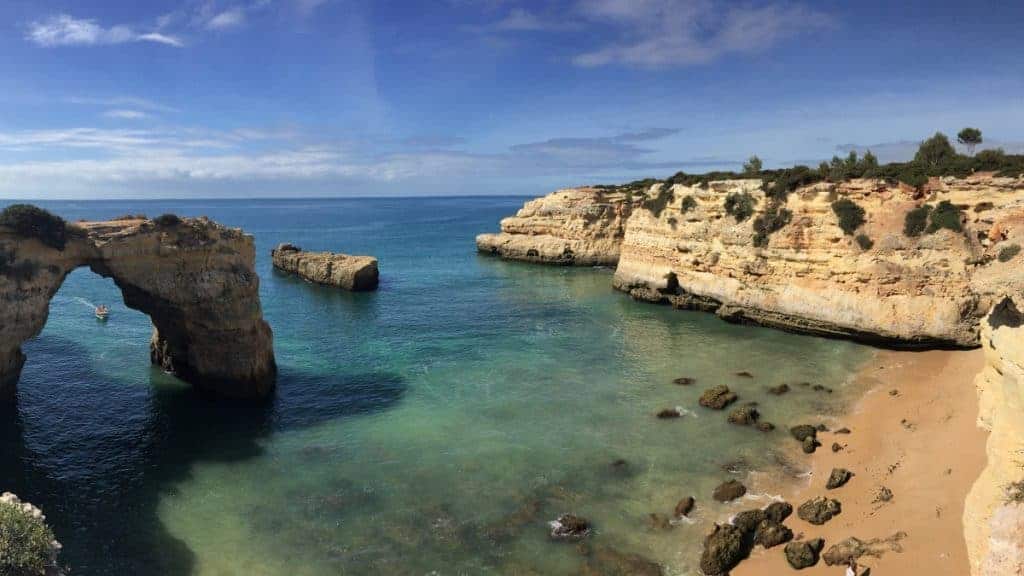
[734,348,987,575]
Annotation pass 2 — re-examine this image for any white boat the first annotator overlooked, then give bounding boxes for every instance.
[95,305,110,321]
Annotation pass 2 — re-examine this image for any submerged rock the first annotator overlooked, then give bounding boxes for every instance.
[735,371,754,378]
[785,538,825,569]
[647,513,673,531]
[578,544,664,576]
[826,468,854,490]
[753,519,793,548]
[699,523,751,575]
[674,496,695,518]
[756,421,776,432]
[549,514,591,540]
[655,408,681,419]
[712,480,747,502]
[699,385,738,410]
[672,376,696,386]
[797,497,842,525]
[727,405,760,425]
[767,383,790,395]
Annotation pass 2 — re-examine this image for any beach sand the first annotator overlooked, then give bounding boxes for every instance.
[733,348,987,575]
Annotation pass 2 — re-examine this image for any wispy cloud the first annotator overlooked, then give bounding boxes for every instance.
[102,110,150,120]
[26,14,184,48]
[204,7,247,30]
[573,0,835,68]
[68,96,179,114]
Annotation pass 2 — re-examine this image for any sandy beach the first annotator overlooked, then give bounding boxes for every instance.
[734,348,988,575]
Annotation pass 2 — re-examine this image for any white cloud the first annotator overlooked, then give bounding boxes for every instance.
[68,96,179,114]
[205,7,247,30]
[26,14,184,48]
[103,110,150,120]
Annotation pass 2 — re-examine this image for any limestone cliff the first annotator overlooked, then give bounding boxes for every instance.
[0,216,276,400]
[965,296,1024,575]
[476,187,633,266]
[612,175,1024,347]
[271,243,379,291]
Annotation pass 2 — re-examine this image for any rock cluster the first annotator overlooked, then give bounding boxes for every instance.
[271,243,379,291]
[0,215,276,399]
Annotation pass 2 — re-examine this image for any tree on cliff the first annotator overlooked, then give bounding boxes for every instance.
[743,155,763,175]
[914,132,957,170]
[957,127,983,156]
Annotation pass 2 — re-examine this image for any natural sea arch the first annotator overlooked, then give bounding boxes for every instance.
[1,216,276,401]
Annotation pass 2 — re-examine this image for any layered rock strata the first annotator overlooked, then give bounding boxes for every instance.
[476,188,633,266]
[271,243,379,291]
[612,175,1024,347]
[0,216,276,400]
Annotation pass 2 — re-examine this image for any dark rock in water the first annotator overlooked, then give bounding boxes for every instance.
[812,384,833,393]
[647,513,673,531]
[731,509,766,533]
[785,538,825,569]
[826,468,854,490]
[832,442,844,453]
[756,421,775,432]
[727,405,760,425]
[822,532,907,566]
[764,501,793,523]
[790,425,818,442]
[802,436,821,454]
[699,385,738,410]
[767,383,790,395]
[673,377,696,386]
[656,408,681,419]
[609,459,631,476]
[735,371,754,378]
[549,514,591,540]
[797,496,842,525]
[674,496,695,518]
[579,545,664,576]
[753,519,793,548]
[699,524,751,576]
[835,427,851,434]
[712,480,747,502]
[720,458,750,475]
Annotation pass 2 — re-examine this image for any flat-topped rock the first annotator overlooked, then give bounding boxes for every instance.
[271,243,379,291]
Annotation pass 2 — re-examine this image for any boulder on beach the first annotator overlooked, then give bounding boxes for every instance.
[764,501,793,523]
[802,436,821,454]
[826,468,854,490]
[822,532,907,566]
[699,385,738,410]
[727,405,760,425]
[699,523,750,576]
[712,480,747,502]
[790,424,818,442]
[785,538,825,569]
[753,519,793,548]
[731,509,766,533]
[797,496,842,525]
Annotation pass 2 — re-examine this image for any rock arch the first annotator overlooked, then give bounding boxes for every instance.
[1,216,276,400]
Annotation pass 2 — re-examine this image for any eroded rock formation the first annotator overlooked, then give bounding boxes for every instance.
[271,243,379,291]
[1,216,276,400]
[476,187,633,266]
[964,295,1024,575]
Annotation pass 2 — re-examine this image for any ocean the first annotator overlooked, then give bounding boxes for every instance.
[1,197,872,575]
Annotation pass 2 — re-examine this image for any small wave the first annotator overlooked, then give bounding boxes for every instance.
[742,492,785,503]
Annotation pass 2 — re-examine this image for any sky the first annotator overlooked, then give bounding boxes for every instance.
[1,0,1023,199]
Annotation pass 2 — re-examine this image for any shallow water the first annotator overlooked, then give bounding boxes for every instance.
[2,197,872,575]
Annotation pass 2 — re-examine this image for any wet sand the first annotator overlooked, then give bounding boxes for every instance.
[734,349,987,575]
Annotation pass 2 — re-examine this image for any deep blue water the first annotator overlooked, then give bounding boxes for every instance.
[1,197,871,575]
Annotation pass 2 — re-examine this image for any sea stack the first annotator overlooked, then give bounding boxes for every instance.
[271,243,379,291]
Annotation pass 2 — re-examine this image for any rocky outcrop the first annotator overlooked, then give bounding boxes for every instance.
[476,187,633,265]
[964,295,1024,575]
[612,175,1024,347]
[271,243,379,291]
[1,215,276,400]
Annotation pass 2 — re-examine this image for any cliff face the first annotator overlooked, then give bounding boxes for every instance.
[965,296,1024,575]
[476,188,632,266]
[612,175,1024,347]
[0,217,276,400]
[271,243,379,291]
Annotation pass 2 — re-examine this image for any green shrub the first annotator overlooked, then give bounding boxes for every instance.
[904,205,932,236]
[643,184,674,217]
[831,198,866,235]
[855,234,874,250]
[926,200,963,233]
[915,132,957,169]
[0,205,67,251]
[724,192,756,222]
[752,203,792,247]
[153,213,182,227]
[0,499,56,576]
[680,195,697,213]
[898,163,929,189]
[763,165,821,201]
[997,244,1020,263]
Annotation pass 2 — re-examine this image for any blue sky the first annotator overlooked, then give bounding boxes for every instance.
[1,0,1023,198]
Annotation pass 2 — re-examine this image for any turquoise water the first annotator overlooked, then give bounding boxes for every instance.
[2,198,871,575]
